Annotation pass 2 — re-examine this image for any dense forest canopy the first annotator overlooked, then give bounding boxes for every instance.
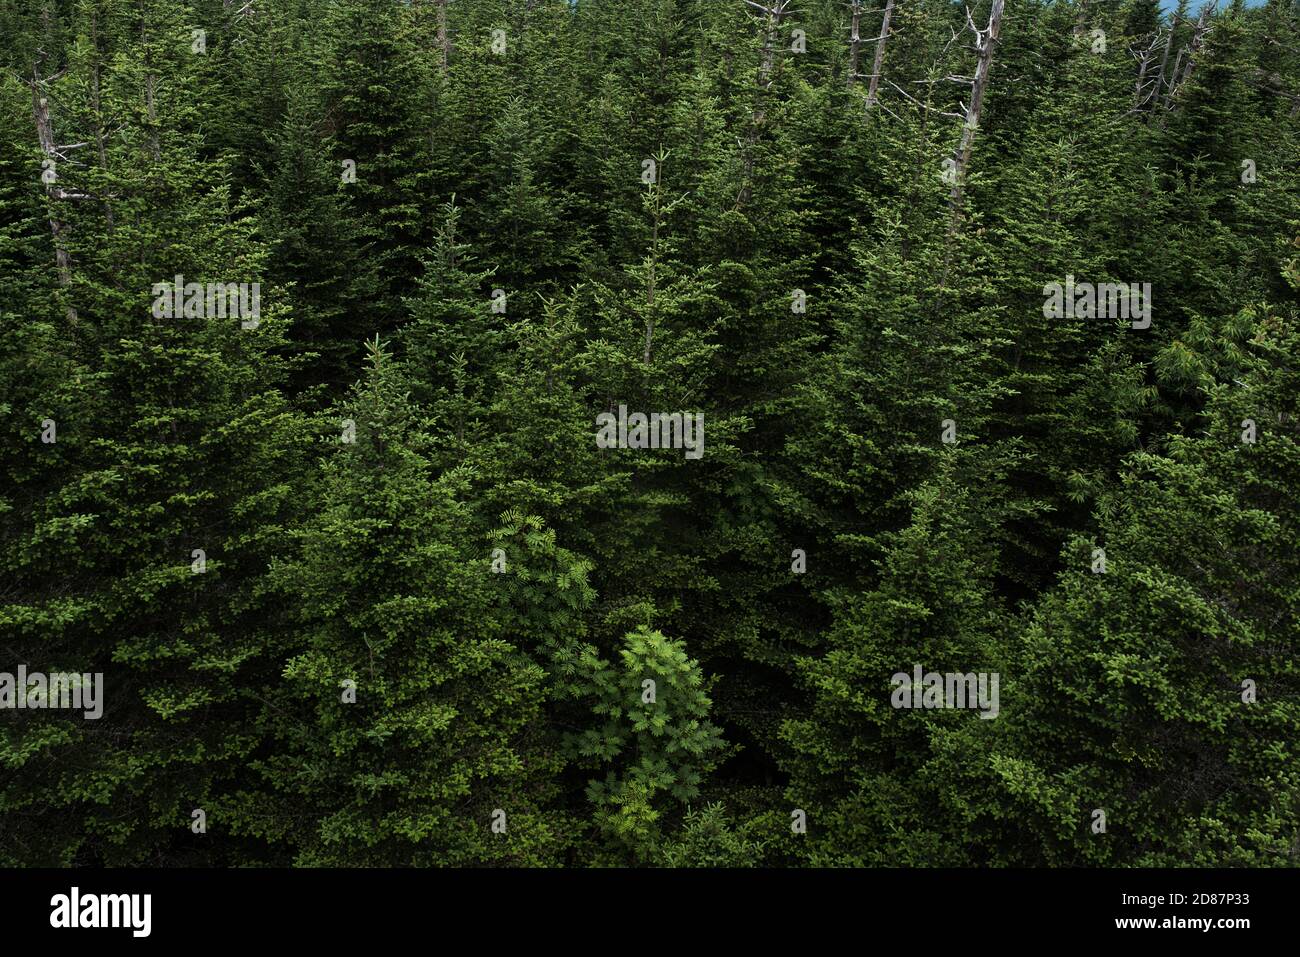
[1,0,1298,867]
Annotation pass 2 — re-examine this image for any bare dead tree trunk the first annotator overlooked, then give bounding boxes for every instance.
[30,72,78,325]
[643,157,662,367]
[949,0,1004,210]
[435,0,451,75]
[866,0,896,110]
[1177,48,1198,91]
[1157,5,1212,115]
[929,0,1004,316]
[1162,45,1187,110]
[750,0,791,97]
[88,9,114,232]
[1132,31,1164,110]
[1135,50,1150,108]
[739,0,793,206]
[1154,12,1179,105]
[1172,9,1211,101]
[847,0,863,88]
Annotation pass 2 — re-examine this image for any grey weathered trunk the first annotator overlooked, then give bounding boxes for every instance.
[1133,29,1164,110]
[1173,9,1211,102]
[866,0,896,110]
[949,0,1004,209]
[436,0,450,75]
[1153,12,1179,107]
[1163,46,1187,109]
[754,0,788,96]
[30,75,77,324]
[847,1,863,88]
[643,155,663,367]
[739,1,792,206]
[88,10,114,232]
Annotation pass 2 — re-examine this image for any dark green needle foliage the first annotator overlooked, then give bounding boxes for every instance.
[1,0,1297,867]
